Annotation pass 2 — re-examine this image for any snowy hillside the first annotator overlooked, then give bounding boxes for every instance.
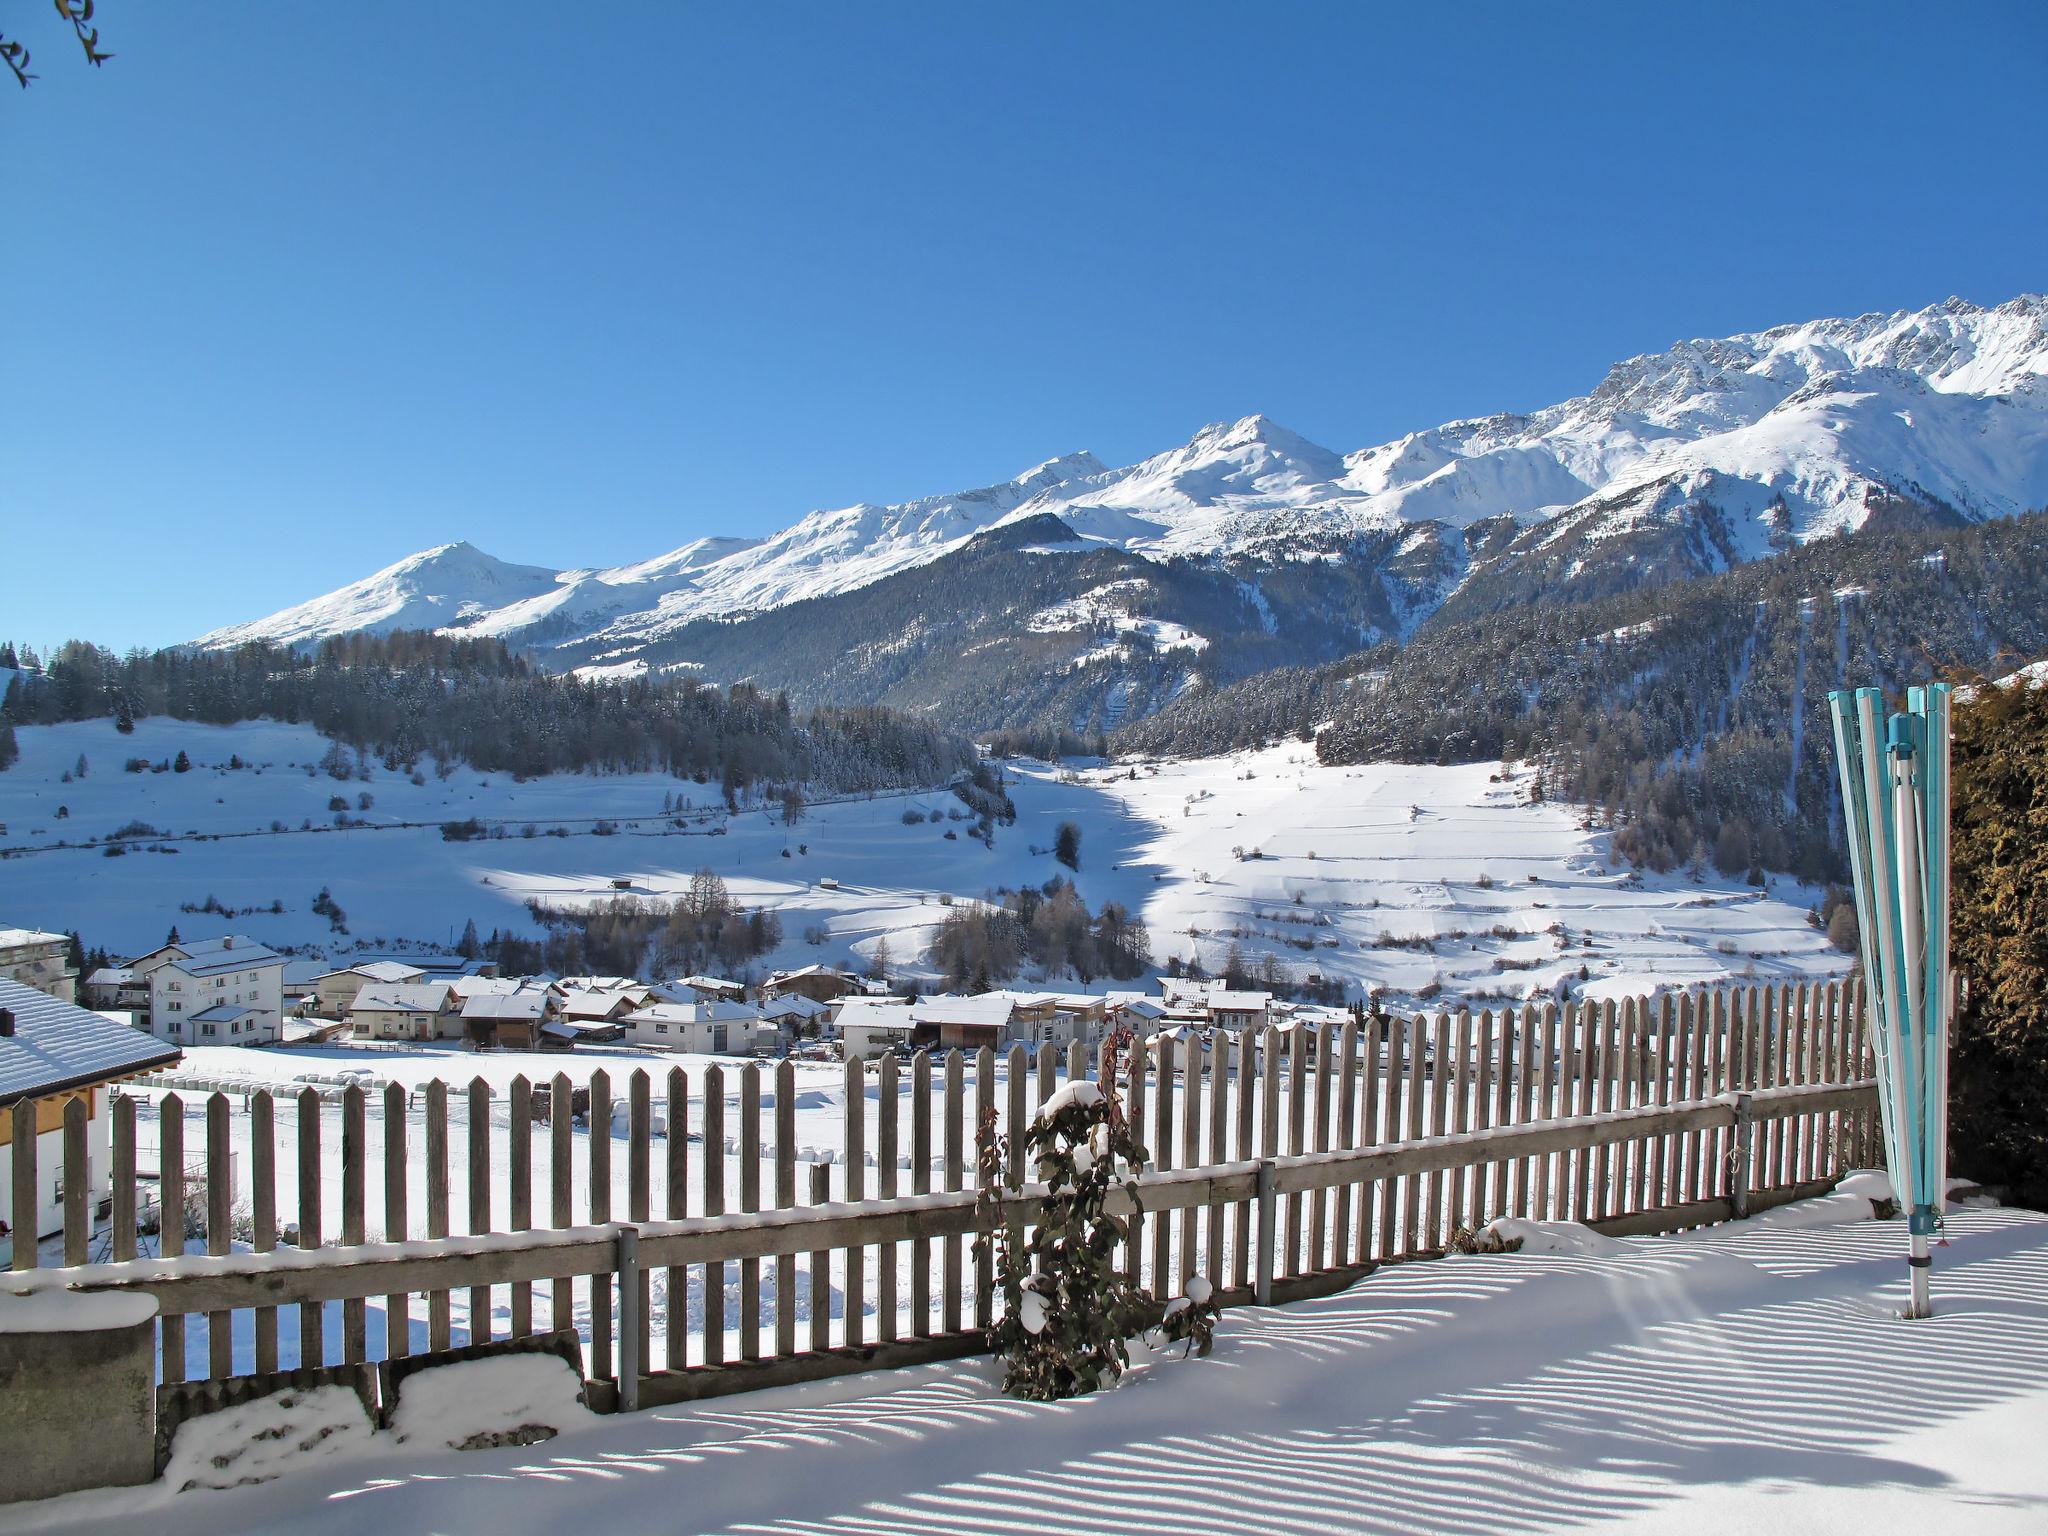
[0,718,1847,1007]
[196,295,2048,678]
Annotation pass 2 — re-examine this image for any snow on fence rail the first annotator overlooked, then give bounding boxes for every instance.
[6,978,1882,1413]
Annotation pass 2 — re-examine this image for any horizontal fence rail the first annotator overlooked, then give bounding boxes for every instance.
[3,977,1882,1412]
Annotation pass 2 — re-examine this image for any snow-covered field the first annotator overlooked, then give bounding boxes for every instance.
[0,717,1849,1008]
[14,1198,2045,1535]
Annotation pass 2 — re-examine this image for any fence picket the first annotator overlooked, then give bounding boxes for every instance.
[1378,1019,1406,1259]
[507,1076,530,1339]
[1513,1007,1536,1219]
[294,1087,320,1368]
[551,1075,572,1338]
[1307,1028,1332,1273]
[702,1065,725,1365]
[1403,1016,1427,1253]
[1007,1044,1028,1319]
[776,1060,797,1359]
[1235,1029,1258,1287]
[911,1050,933,1339]
[973,1045,994,1330]
[666,1067,689,1371]
[1447,1012,1473,1235]
[1536,1004,1560,1219]
[1285,1029,1308,1276]
[1152,1035,1176,1292]
[1357,1018,1382,1264]
[588,1070,612,1380]
[466,1079,489,1350]
[64,1098,90,1270]
[9,1100,34,1275]
[845,1057,867,1349]
[425,1081,449,1353]
[341,1086,367,1364]
[1209,1029,1232,1287]
[249,1092,276,1371]
[808,1161,831,1352]
[1465,1011,1490,1230]
[740,1065,762,1361]
[112,1094,139,1269]
[1331,1021,1357,1268]
[1425,1014,1451,1248]
[1128,1040,1151,1292]
[384,1083,408,1360]
[878,1054,900,1346]
[942,1050,963,1335]
[162,1094,186,1381]
[629,1070,652,1378]
[1183,1036,1205,1290]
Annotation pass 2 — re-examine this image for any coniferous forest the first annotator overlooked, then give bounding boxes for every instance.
[0,631,975,797]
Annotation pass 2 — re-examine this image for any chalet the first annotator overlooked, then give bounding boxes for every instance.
[622,999,760,1055]
[1206,990,1273,1033]
[541,1018,624,1048]
[758,992,831,1044]
[351,981,459,1042]
[0,928,77,1004]
[559,985,655,1024]
[1106,994,1166,1031]
[459,989,548,1050]
[911,995,1014,1053]
[836,997,915,1062]
[0,978,179,1253]
[128,936,287,1046]
[762,965,858,1005]
[672,975,746,1003]
[83,966,146,1015]
[307,960,423,1017]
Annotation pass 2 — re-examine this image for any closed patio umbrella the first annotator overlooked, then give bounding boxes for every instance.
[1828,682,1951,1318]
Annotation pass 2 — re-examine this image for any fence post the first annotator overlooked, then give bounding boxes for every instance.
[1729,1092,1754,1220]
[1254,1158,1277,1307]
[615,1223,641,1413]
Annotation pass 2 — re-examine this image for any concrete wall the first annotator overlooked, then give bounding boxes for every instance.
[0,1294,158,1503]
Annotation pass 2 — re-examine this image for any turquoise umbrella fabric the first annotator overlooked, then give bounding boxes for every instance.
[1828,683,1951,1318]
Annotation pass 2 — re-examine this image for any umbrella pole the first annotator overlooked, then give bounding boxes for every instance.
[1892,717,1933,1319]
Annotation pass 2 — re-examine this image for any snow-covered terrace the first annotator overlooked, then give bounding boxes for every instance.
[17,1202,2047,1535]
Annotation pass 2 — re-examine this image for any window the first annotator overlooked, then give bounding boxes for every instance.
[202,1024,216,1037]
[655,1023,668,1034]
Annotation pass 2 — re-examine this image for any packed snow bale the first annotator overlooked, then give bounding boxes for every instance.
[161,1385,376,1493]
[387,1353,599,1452]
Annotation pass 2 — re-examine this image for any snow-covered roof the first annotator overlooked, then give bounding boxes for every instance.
[1112,998,1165,1019]
[0,928,67,950]
[188,1004,259,1025]
[149,936,285,978]
[0,977,180,1104]
[766,965,850,985]
[562,986,654,1020]
[449,974,524,1001]
[461,991,546,1021]
[835,998,914,1032]
[320,960,427,985]
[85,967,136,986]
[912,996,1013,1029]
[1207,990,1273,1012]
[552,975,641,994]
[353,982,454,1014]
[626,999,760,1027]
[758,993,831,1020]
[676,974,745,995]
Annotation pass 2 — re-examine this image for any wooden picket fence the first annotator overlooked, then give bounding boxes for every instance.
[6,978,1880,1412]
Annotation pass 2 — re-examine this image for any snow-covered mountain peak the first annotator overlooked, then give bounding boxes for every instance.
[198,293,2048,665]
[196,541,563,650]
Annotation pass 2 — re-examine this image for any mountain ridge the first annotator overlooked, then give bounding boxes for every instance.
[196,294,2048,730]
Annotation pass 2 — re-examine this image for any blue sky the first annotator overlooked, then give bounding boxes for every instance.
[5,3,2045,650]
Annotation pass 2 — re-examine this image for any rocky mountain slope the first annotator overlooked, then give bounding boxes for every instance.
[198,295,2048,731]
